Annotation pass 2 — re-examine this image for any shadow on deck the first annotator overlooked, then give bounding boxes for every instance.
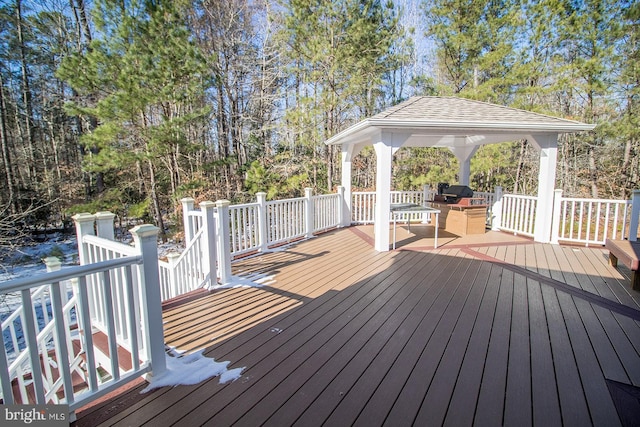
[74,227,640,427]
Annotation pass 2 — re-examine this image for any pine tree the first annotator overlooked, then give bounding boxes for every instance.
[278,0,401,191]
[58,0,210,239]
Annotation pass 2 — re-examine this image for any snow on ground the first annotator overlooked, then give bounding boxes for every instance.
[142,347,245,393]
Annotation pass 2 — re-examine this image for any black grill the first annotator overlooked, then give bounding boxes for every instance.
[436,184,475,204]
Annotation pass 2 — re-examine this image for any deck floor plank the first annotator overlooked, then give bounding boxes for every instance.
[503,271,532,427]
[528,279,562,426]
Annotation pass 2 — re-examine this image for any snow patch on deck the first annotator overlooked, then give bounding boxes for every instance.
[141,347,245,393]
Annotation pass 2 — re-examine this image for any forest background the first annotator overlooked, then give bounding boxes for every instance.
[0,0,638,243]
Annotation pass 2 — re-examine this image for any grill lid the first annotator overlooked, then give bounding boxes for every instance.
[443,185,474,199]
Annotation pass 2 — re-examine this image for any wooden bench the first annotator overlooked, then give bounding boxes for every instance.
[605,239,640,291]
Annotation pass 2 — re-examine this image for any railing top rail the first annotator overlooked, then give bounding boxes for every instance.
[83,234,139,257]
[231,202,260,209]
[0,255,142,294]
[313,193,340,199]
[266,196,305,206]
[560,197,632,204]
[503,193,537,199]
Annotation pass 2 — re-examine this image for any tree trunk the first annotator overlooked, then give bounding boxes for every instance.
[514,139,527,194]
[16,0,36,186]
[588,145,598,198]
[146,155,166,242]
[0,75,16,213]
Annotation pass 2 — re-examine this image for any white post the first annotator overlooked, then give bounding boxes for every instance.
[200,201,218,289]
[492,186,503,231]
[337,186,345,228]
[166,252,180,299]
[305,187,314,238]
[629,189,640,241]
[72,213,95,265]
[181,198,195,244]
[341,144,353,228]
[449,145,479,185]
[374,140,393,252]
[216,200,232,285]
[95,211,116,240]
[130,224,166,379]
[43,256,62,272]
[530,134,559,243]
[550,189,563,244]
[256,192,268,251]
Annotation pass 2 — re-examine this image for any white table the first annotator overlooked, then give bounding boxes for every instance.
[390,203,441,249]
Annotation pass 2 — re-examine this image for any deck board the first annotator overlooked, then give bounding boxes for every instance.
[528,280,562,426]
[72,228,640,427]
[503,272,532,427]
[442,263,501,426]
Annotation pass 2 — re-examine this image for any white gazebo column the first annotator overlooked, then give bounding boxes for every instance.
[373,132,406,252]
[529,133,559,243]
[341,142,363,227]
[449,145,478,185]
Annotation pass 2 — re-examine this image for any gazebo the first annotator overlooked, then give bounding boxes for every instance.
[325,96,596,251]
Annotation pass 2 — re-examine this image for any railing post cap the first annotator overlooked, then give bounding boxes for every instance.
[199,201,216,209]
[72,212,95,223]
[166,252,180,261]
[215,200,231,207]
[130,224,160,238]
[95,211,116,219]
[43,256,62,271]
[256,192,267,197]
[180,197,195,203]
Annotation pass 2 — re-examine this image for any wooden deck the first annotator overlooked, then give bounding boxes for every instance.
[74,226,640,426]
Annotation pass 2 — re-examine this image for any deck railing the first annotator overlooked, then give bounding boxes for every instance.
[551,190,636,245]
[499,193,538,237]
[0,221,165,416]
[349,186,639,245]
[352,187,435,224]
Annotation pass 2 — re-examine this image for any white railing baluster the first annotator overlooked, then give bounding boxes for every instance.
[124,266,140,372]
[50,282,74,404]
[21,289,46,404]
[0,326,13,404]
[100,270,120,381]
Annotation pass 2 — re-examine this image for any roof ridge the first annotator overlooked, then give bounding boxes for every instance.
[375,96,422,118]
